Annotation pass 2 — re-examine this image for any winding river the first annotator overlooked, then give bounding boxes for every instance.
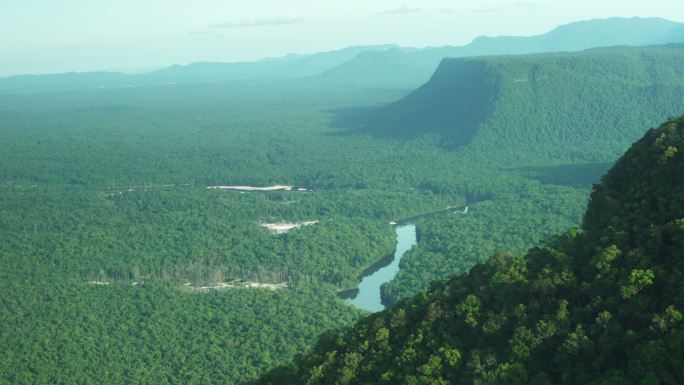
[345,223,417,312]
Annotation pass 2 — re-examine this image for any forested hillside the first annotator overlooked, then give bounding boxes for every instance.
[257,116,684,385]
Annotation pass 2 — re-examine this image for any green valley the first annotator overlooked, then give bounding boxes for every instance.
[1,16,684,385]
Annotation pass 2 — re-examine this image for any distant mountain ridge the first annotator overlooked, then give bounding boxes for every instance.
[1,17,683,94]
[470,17,684,53]
[142,45,400,83]
[318,17,684,87]
[0,45,399,94]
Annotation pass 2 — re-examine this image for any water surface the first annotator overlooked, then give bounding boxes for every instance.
[345,223,417,312]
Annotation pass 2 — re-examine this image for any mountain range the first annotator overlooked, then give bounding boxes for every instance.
[1,17,683,94]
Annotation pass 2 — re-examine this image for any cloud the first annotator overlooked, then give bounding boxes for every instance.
[472,8,503,14]
[209,15,303,28]
[515,1,540,8]
[188,29,224,39]
[375,4,421,15]
[188,30,217,36]
[440,7,455,14]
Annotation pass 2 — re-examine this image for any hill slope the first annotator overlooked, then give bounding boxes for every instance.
[257,116,684,384]
[319,17,684,88]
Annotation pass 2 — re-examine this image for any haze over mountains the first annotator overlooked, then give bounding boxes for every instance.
[318,17,684,87]
[1,17,683,94]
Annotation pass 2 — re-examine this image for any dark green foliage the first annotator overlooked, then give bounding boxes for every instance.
[0,281,362,385]
[256,117,684,385]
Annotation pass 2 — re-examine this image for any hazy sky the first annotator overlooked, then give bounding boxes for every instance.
[1,0,683,77]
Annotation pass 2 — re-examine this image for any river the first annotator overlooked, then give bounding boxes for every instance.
[345,223,417,312]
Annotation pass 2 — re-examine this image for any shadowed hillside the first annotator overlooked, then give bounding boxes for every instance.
[330,59,499,147]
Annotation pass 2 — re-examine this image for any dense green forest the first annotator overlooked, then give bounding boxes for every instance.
[1,282,362,384]
[1,42,683,384]
[257,116,684,385]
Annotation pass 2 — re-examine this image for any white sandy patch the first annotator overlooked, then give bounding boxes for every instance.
[260,221,319,234]
[86,280,110,285]
[188,281,287,292]
[244,282,288,290]
[207,185,293,191]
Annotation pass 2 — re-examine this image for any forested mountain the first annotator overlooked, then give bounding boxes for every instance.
[317,17,684,87]
[339,44,684,153]
[257,116,684,385]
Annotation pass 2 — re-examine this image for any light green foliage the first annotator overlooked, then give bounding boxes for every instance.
[457,294,482,328]
[593,245,621,275]
[620,269,655,299]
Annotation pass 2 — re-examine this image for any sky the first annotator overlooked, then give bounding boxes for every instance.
[1,0,683,77]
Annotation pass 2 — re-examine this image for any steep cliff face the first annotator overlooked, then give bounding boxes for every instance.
[256,117,684,385]
[348,58,499,146]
